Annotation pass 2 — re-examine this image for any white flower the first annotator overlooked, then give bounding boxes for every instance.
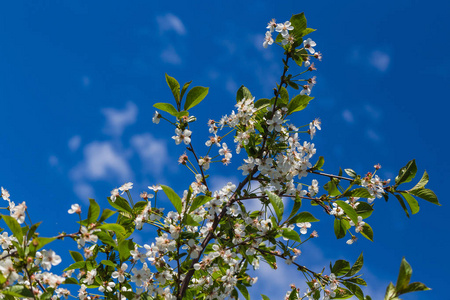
[308,179,319,196]
[112,263,128,283]
[148,185,162,192]
[10,201,26,224]
[68,204,81,214]
[296,222,311,235]
[303,38,317,54]
[1,187,10,202]
[152,111,161,124]
[110,188,120,202]
[119,182,133,193]
[172,128,192,145]
[263,31,274,48]
[266,19,277,32]
[276,21,294,37]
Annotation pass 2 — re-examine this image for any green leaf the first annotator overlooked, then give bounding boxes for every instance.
[409,188,440,206]
[180,81,193,101]
[344,188,372,198]
[64,261,86,271]
[161,185,183,213]
[279,86,289,104]
[165,73,180,104]
[400,282,431,294]
[254,98,271,108]
[3,285,34,298]
[189,195,213,213]
[100,260,116,268]
[400,192,420,214]
[118,239,134,262]
[287,94,314,115]
[261,294,271,300]
[184,215,201,227]
[70,251,84,262]
[396,257,412,292]
[153,102,179,116]
[236,283,250,300]
[290,13,307,45]
[98,223,126,236]
[335,201,358,224]
[108,196,133,214]
[395,159,417,186]
[311,156,324,171]
[344,169,357,178]
[184,86,209,110]
[266,191,284,222]
[288,289,298,300]
[355,202,374,219]
[347,252,364,277]
[342,281,364,300]
[332,260,350,276]
[87,198,101,224]
[384,282,396,300]
[282,228,301,243]
[411,171,429,190]
[324,180,341,196]
[334,218,350,239]
[394,194,410,217]
[96,231,117,247]
[236,85,253,102]
[98,208,117,223]
[301,28,316,37]
[287,197,302,221]
[288,211,319,224]
[360,223,373,242]
[1,214,23,245]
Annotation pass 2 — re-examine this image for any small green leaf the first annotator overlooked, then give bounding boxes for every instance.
[100,260,116,268]
[301,28,316,37]
[411,171,429,190]
[287,94,314,115]
[184,215,201,227]
[355,202,374,219]
[184,86,209,110]
[279,86,289,105]
[64,261,86,271]
[335,201,359,224]
[384,282,396,300]
[180,81,193,101]
[254,98,271,108]
[395,159,417,186]
[30,237,55,252]
[360,223,373,242]
[165,73,180,104]
[290,13,307,45]
[311,156,324,171]
[153,102,179,116]
[266,191,284,222]
[282,228,301,243]
[347,252,364,277]
[98,223,126,236]
[1,214,23,245]
[236,85,253,102]
[343,281,364,300]
[400,192,420,214]
[400,282,431,294]
[409,188,440,206]
[236,283,250,300]
[287,197,302,220]
[261,294,271,300]
[98,208,117,223]
[332,260,350,276]
[344,188,372,199]
[394,194,410,217]
[70,251,84,262]
[87,198,100,224]
[324,180,341,196]
[334,218,350,239]
[345,169,357,178]
[161,185,183,213]
[189,195,213,213]
[288,289,298,300]
[3,286,34,298]
[118,239,134,262]
[288,211,319,224]
[396,257,412,293]
[108,196,133,214]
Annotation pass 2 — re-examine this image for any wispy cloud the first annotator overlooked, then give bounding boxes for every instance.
[160,45,182,65]
[366,129,382,143]
[101,102,138,137]
[73,182,95,203]
[342,109,354,123]
[130,133,169,176]
[369,50,390,72]
[68,135,81,152]
[156,13,186,36]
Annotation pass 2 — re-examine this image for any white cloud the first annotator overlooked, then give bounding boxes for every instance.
[48,155,59,167]
[369,50,390,72]
[130,133,169,176]
[366,129,382,143]
[73,182,95,204]
[364,104,382,121]
[160,45,182,65]
[81,76,91,87]
[102,102,138,137]
[209,175,239,193]
[156,13,186,36]
[225,77,238,96]
[68,135,81,152]
[342,109,354,123]
[71,141,133,183]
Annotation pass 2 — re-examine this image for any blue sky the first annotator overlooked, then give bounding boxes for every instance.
[1,1,449,299]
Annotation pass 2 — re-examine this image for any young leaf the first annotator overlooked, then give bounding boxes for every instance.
[355,202,374,219]
[180,80,193,101]
[287,94,314,115]
[400,192,420,214]
[344,188,372,199]
[335,200,359,224]
[87,198,100,224]
[342,281,365,300]
[311,156,324,171]
[347,252,364,277]
[184,86,209,110]
[118,239,134,262]
[361,223,374,242]
[98,223,126,236]
[324,180,341,196]
[394,194,410,217]
[288,211,319,224]
[411,171,429,190]
[108,196,133,214]
[100,260,117,268]
[334,218,350,239]
[69,251,84,262]
[408,188,441,206]
[290,13,307,44]
[236,283,250,300]
[236,85,253,102]
[98,208,117,223]
[165,73,180,104]
[282,228,301,243]
[153,102,179,116]
[1,214,23,245]
[189,195,213,213]
[400,282,431,294]
[261,294,271,300]
[287,197,302,220]
[395,159,417,186]
[64,261,86,271]
[332,259,350,276]
[161,185,183,213]
[266,191,284,222]
[279,86,289,105]
[396,257,412,293]
[344,168,357,178]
